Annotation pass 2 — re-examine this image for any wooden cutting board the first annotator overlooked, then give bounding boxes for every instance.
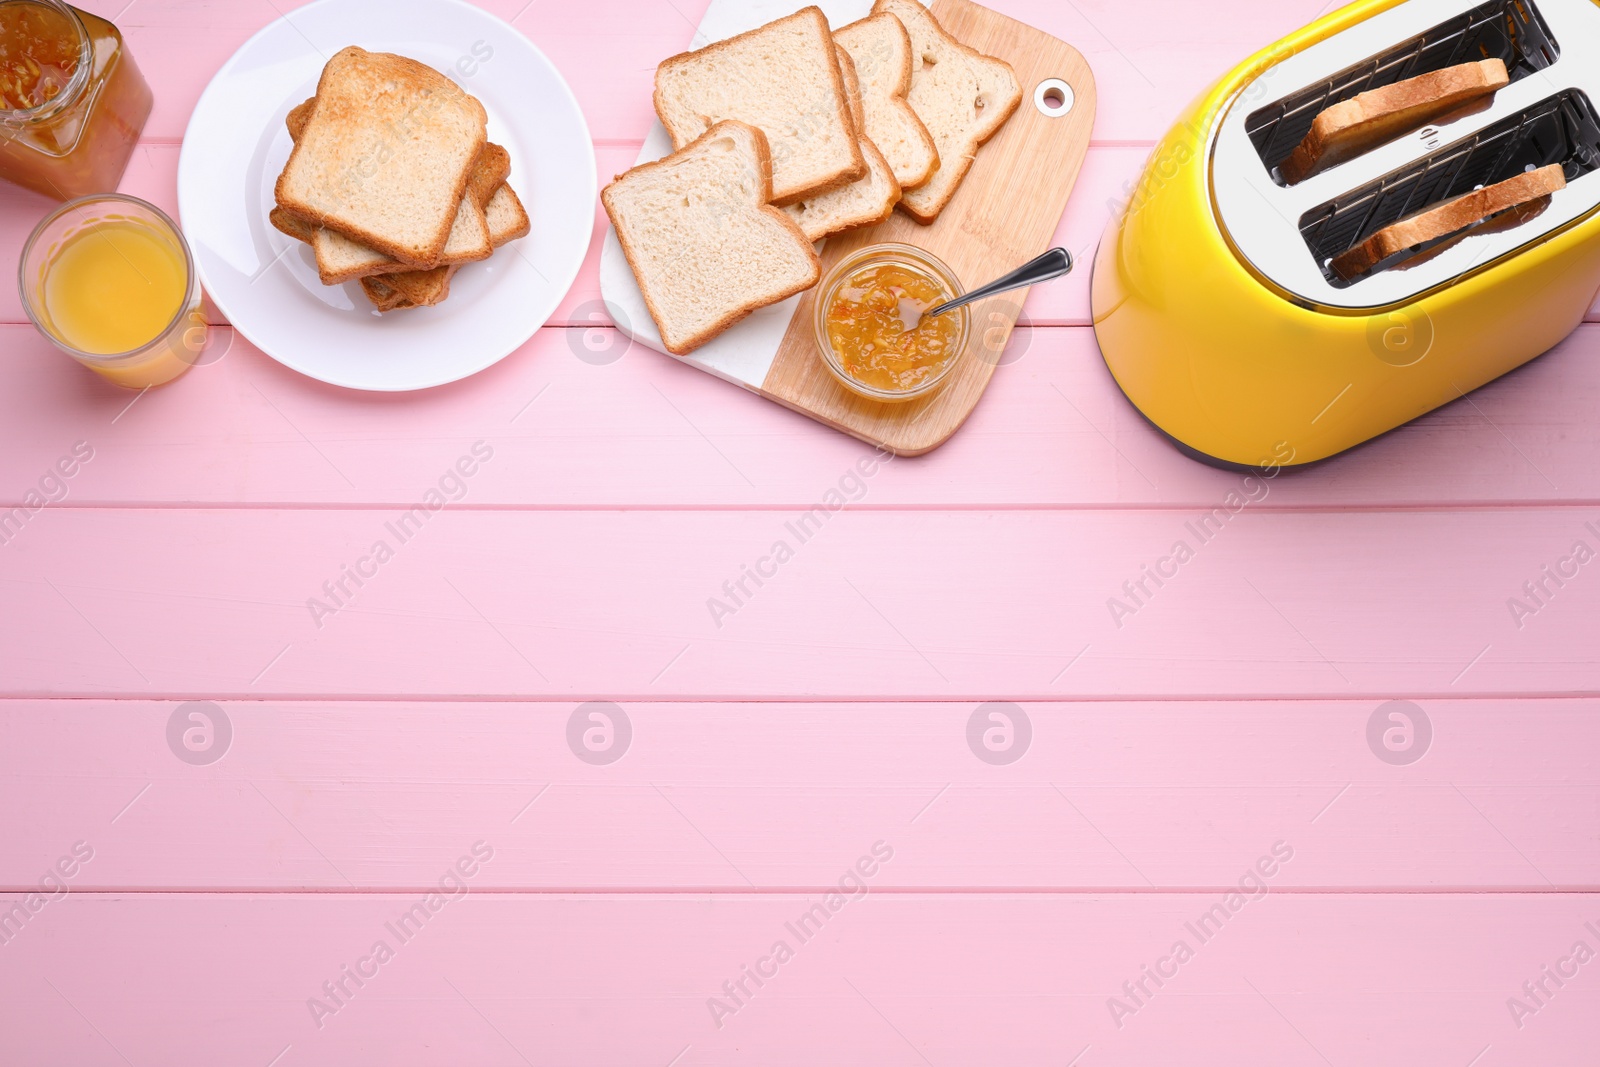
[599,0,1096,454]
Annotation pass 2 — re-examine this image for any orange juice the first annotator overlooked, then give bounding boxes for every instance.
[22,195,207,387]
[43,216,187,353]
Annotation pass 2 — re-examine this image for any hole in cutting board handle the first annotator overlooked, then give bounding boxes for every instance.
[1035,78,1073,117]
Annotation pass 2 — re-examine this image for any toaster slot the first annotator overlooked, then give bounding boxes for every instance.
[1246,0,1560,182]
[1298,89,1600,285]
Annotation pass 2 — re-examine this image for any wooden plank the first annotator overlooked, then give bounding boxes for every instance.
[3,698,1594,890]
[82,0,1336,143]
[1,507,1597,698]
[760,0,1096,454]
[0,891,1594,1065]
[5,318,1600,508]
[86,0,706,145]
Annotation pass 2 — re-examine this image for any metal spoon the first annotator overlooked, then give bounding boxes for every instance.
[896,247,1074,331]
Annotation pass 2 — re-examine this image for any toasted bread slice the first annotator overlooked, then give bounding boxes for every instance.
[361,272,447,312]
[315,142,513,281]
[290,101,511,197]
[1329,163,1566,279]
[873,0,1020,223]
[361,265,459,310]
[602,121,821,354]
[466,143,513,206]
[782,49,900,241]
[357,175,521,312]
[361,186,523,312]
[485,184,531,246]
[835,12,938,191]
[315,197,490,284]
[286,97,315,140]
[270,205,315,243]
[282,98,509,283]
[1279,59,1510,184]
[653,6,865,206]
[358,175,524,312]
[275,47,487,267]
[360,275,409,311]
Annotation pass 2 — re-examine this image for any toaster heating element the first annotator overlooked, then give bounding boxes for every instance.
[1091,0,1600,467]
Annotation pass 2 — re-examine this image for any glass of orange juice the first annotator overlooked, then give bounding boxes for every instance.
[19,193,213,387]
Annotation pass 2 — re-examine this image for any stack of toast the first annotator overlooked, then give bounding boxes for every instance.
[604,1,1022,355]
[270,46,531,312]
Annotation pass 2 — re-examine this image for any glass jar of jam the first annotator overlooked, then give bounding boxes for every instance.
[0,0,152,200]
[812,242,971,403]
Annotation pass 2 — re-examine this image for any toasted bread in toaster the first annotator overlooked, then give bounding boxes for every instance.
[274,47,487,267]
[835,11,938,191]
[653,6,865,206]
[1279,59,1509,184]
[602,121,821,354]
[873,0,1020,223]
[1331,163,1566,279]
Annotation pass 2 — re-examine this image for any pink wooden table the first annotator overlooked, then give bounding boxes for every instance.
[3,0,1599,1063]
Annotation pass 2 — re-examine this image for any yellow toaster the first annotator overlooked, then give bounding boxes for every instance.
[1091,0,1600,467]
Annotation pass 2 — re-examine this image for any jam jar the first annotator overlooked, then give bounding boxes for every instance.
[0,0,152,200]
[812,242,971,403]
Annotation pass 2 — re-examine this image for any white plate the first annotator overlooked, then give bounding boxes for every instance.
[178,0,595,391]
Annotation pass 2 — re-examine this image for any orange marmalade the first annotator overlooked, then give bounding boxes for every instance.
[0,1,151,200]
[0,1,78,109]
[824,262,963,394]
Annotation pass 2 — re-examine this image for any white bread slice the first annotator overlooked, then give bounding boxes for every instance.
[872,0,1020,223]
[784,138,899,241]
[602,120,821,354]
[835,12,938,191]
[653,6,865,206]
[782,49,900,241]
[838,43,864,129]
[275,47,487,267]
